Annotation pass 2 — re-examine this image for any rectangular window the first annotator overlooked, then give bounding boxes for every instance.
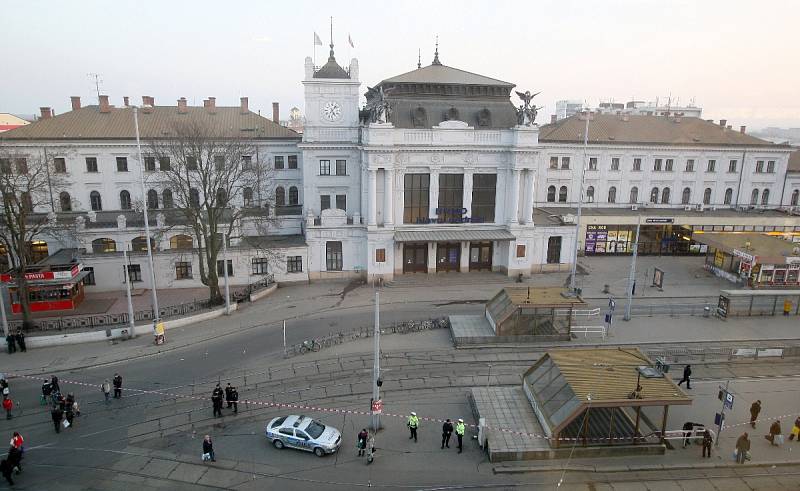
[159,157,171,171]
[375,248,386,263]
[175,261,192,279]
[86,157,98,173]
[320,195,331,211]
[144,156,156,171]
[516,244,526,258]
[213,156,224,172]
[82,266,95,286]
[707,159,716,172]
[0,159,10,174]
[437,173,464,222]
[685,159,695,172]
[665,159,674,171]
[216,259,233,277]
[14,158,27,174]
[403,173,430,224]
[274,156,285,170]
[326,241,343,271]
[654,158,662,171]
[756,160,764,173]
[767,160,775,173]
[125,264,142,283]
[560,157,570,169]
[335,159,346,176]
[53,157,66,173]
[287,256,303,273]
[633,158,642,171]
[611,158,620,171]
[588,157,598,170]
[319,159,331,175]
[549,156,559,169]
[546,236,562,264]
[241,155,252,170]
[335,194,347,211]
[252,257,270,275]
[471,173,496,223]
[186,156,198,170]
[288,155,298,169]
[728,159,737,173]
[116,157,128,172]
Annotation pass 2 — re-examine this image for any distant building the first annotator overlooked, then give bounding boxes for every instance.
[555,100,582,120]
[0,113,29,132]
[281,106,305,134]
[596,100,703,118]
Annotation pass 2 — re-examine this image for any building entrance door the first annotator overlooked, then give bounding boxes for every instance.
[403,243,428,273]
[469,241,493,271]
[436,242,461,272]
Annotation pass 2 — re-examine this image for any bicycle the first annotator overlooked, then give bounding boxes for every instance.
[299,339,321,353]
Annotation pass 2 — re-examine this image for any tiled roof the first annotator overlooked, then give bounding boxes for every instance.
[0,105,300,141]
[539,114,783,147]
[788,149,800,172]
[381,63,514,87]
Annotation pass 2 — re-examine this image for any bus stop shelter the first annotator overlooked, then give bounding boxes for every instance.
[717,289,800,317]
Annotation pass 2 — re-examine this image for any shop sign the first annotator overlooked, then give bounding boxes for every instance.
[786,257,800,265]
[652,267,665,289]
[714,250,724,267]
[717,295,729,318]
[0,263,81,283]
[645,218,674,224]
[417,208,484,224]
[733,249,756,263]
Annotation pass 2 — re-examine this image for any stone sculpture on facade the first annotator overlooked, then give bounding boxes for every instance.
[515,90,542,126]
[363,86,392,124]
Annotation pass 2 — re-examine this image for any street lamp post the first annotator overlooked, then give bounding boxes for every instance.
[624,214,642,321]
[371,291,381,431]
[133,106,160,323]
[222,236,231,315]
[123,248,136,338]
[0,284,9,339]
[568,110,591,294]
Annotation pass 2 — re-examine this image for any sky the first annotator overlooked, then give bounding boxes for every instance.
[2,0,799,129]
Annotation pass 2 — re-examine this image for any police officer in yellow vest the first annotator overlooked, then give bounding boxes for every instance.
[456,418,466,453]
[407,411,419,442]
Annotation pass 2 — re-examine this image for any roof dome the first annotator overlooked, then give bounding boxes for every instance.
[314,44,350,79]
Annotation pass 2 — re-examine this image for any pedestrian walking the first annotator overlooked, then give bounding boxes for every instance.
[10,432,23,452]
[225,383,233,409]
[701,429,713,458]
[677,364,692,389]
[51,405,63,433]
[202,435,215,462]
[211,385,223,417]
[441,419,453,449]
[455,418,466,453]
[40,380,52,405]
[749,400,762,428]
[789,416,800,441]
[101,380,111,403]
[50,375,60,395]
[1,378,9,399]
[5,334,15,354]
[65,402,75,428]
[0,458,13,485]
[14,330,25,353]
[735,432,750,464]
[357,428,368,457]
[2,398,12,420]
[229,386,238,414]
[766,420,782,445]
[112,373,122,398]
[366,433,376,464]
[7,446,22,475]
[407,411,419,442]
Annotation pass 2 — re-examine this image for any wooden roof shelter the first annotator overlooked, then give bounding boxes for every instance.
[485,287,586,338]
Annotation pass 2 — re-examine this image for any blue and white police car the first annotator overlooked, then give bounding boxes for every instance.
[266,415,342,457]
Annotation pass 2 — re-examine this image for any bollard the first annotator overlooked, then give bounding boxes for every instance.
[704,305,710,318]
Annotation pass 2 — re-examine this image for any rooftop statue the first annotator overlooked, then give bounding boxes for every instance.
[515,90,542,126]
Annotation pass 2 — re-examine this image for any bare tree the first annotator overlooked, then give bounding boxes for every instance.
[148,120,277,305]
[0,145,71,323]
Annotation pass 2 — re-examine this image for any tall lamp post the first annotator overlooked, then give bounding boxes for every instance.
[133,106,160,323]
[371,292,381,432]
[568,109,591,294]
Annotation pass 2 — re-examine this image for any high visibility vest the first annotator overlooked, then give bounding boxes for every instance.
[455,422,465,436]
[408,415,419,428]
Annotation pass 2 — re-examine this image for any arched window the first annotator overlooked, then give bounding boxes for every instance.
[629,186,638,204]
[792,190,799,206]
[131,236,156,252]
[162,189,174,209]
[761,189,770,205]
[59,192,71,211]
[558,186,568,203]
[189,188,200,208]
[681,187,691,205]
[724,188,733,205]
[275,186,286,206]
[119,190,131,210]
[91,238,116,253]
[20,192,33,212]
[608,186,616,203]
[750,189,759,205]
[243,187,254,207]
[650,187,659,203]
[90,191,102,211]
[170,234,193,250]
[703,188,712,205]
[661,187,670,204]
[147,189,159,209]
[547,185,556,203]
[585,186,595,202]
[28,240,48,262]
[289,186,299,205]
[216,189,227,206]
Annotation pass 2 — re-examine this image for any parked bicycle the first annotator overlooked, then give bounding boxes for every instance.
[299,339,322,353]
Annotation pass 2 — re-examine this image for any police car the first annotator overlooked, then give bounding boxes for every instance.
[266,415,342,457]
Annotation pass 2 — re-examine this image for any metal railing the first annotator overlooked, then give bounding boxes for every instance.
[569,325,607,339]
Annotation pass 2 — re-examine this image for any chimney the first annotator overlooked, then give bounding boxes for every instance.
[726,125,732,130]
[240,97,249,114]
[177,97,188,114]
[204,97,216,113]
[123,96,130,107]
[550,114,557,124]
[272,102,280,122]
[99,95,111,113]
[70,96,81,111]
[142,95,153,113]
[740,125,746,134]
[39,107,53,119]
[719,119,727,127]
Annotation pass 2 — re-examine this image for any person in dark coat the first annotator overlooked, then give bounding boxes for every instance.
[0,458,13,485]
[441,419,454,449]
[211,385,223,417]
[50,375,60,395]
[677,364,692,389]
[701,429,713,458]
[750,400,762,428]
[7,446,22,473]
[202,435,215,462]
[357,428,368,456]
[65,403,75,428]
[229,386,238,414]
[14,329,25,352]
[735,432,750,464]
[766,420,782,445]
[224,383,233,409]
[112,373,122,398]
[51,405,63,433]
[5,334,15,354]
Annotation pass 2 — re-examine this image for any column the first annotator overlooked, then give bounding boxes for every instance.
[508,169,521,225]
[462,171,473,219]
[429,170,440,220]
[459,241,470,272]
[368,169,377,226]
[384,168,394,226]
[524,170,535,224]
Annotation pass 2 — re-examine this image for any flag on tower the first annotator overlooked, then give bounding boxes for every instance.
[348,34,355,48]
[314,32,323,46]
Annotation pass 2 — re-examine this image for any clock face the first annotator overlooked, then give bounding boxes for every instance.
[322,101,342,121]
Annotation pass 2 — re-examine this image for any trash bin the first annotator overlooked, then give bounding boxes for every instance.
[703,305,710,317]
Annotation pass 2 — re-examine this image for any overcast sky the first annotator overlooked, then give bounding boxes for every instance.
[2,0,798,129]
